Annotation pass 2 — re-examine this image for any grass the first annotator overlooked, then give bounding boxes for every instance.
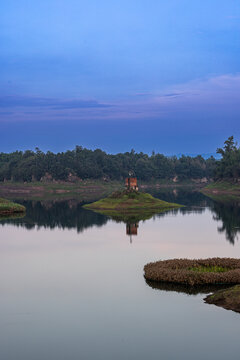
[84,190,183,211]
[205,181,238,190]
[203,180,240,195]
[188,265,230,273]
[0,198,26,215]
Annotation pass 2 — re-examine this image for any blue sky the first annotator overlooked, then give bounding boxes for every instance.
[1,0,240,154]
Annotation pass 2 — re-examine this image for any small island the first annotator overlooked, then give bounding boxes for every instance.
[84,176,183,213]
[84,189,182,211]
[144,257,240,313]
[0,198,26,216]
[144,258,240,286]
[204,285,240,313]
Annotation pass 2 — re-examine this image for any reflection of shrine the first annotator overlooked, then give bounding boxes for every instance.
[126,222,139,243]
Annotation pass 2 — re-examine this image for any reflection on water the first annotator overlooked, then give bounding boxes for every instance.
[1,188,240,360]
[145,279,232,295]
[126,222,139,243]
[1,188,240,245]
[145,186,211,208]
[211,200,240,245]
[0,200,108,233]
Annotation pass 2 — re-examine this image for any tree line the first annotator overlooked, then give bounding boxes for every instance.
[0,145,218,182]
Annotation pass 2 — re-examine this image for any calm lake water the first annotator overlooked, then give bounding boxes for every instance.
[1,189,240,360]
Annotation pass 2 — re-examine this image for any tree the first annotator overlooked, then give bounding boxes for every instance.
[215,136,240,180]
[216,136,237,157]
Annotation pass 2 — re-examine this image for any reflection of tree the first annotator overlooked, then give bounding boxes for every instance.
[1,192,239,246]
[0,191,210,238]
[146,187,212,208]
[0,199,183,236]
[150,189,240,245]
[210,200,240,245]
[0,200,108,233]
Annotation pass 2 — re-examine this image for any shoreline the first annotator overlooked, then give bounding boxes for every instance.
[202,181,240,197]
[0,180,206,199]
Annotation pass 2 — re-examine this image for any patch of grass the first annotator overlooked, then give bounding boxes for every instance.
[0,198,26,215]
[189,265,230,273]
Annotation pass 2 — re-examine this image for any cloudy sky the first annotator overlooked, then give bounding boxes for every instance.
[1,0,240,154]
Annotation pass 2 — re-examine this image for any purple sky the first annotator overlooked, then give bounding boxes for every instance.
[1,0,240,154]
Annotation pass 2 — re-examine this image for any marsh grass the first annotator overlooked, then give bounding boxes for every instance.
[188,265,230,273]
[144,258,240,286]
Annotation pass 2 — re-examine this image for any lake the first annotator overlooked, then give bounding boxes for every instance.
[0,189,240,360]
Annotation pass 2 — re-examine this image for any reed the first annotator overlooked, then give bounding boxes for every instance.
[144,258,240,286]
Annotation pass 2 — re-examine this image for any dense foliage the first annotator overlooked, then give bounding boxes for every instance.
[0,146,216,182]
[215,136,240,180]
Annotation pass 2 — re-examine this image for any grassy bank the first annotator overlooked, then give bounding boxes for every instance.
[203,181,240,196]
[0,198,26,215]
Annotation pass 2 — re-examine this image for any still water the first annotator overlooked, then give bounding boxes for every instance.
[1,189,240,360]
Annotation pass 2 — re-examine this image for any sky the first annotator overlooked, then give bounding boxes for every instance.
[1,0,240,155]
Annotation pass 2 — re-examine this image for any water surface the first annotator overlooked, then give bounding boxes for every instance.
[0,189,240,360]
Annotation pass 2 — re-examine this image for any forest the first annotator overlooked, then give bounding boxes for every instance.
[0,146,215,182]
[0,137,238,183]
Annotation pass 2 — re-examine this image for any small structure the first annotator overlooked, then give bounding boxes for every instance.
[125,177,138,191]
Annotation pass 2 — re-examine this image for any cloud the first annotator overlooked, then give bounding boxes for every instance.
[1,74,240,124]
[0,95,111,109]
[158,93,183,98]
[152,74,240,105]
[134,92,153,97]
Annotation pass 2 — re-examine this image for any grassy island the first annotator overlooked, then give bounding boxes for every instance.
[0,198,26,216]
[144,258,240,286]
[83,189,183,213]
